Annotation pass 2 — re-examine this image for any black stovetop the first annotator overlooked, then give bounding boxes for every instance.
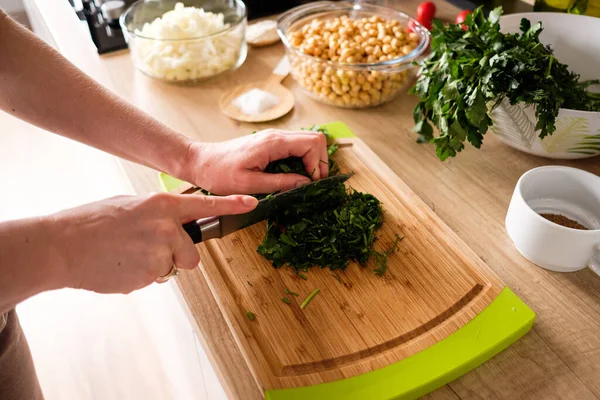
[70,0,135,54]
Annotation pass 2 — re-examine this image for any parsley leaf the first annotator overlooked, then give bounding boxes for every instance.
[410,6,600,160]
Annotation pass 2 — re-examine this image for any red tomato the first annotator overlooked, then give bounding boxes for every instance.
[456,10,472,30]
[417,2,436,23]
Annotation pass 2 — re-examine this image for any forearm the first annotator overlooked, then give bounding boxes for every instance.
[0,11,193,181]
[0,217,65,314]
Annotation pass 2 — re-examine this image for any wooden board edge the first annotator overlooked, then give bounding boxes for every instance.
[173,273,264,400]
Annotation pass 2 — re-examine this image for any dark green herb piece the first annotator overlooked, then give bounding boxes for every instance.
[299,273,308,280]
[247,281,252,287]
[285,288,299,296]
[246,311,256,321]
[281,297,291,304]
[332,274,342,283]
[373,235,403,276]
[300,289,320,309]
[410,6,600,160]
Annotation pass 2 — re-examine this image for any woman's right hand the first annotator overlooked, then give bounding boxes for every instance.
[49,192,258,294]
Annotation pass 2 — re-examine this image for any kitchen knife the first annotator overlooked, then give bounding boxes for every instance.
[182,172,354,243]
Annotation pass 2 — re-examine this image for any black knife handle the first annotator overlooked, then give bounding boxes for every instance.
[182,216,220,244]
[183,220,203,244]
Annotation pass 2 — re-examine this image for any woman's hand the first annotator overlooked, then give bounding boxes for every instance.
[185,129,329,195]
[49,192,257,294]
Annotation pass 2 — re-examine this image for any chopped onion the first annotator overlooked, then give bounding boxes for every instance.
[130,2,244,81]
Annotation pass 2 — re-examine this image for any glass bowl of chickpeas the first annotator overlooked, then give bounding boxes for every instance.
[277,1,430,108]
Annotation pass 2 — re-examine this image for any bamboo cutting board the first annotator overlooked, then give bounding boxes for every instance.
[174,122,514,393]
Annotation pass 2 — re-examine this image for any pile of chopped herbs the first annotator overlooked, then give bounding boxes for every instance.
[198,125,397,275]
[410,6,600,160]
[258,187,385,272]
[256,125,394,275]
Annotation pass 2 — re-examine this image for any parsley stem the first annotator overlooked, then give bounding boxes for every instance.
[300,289,320,309]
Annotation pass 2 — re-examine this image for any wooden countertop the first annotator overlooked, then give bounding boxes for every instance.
[27,1,600,399]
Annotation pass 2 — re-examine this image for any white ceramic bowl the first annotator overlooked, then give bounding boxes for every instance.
[492,13,600,159]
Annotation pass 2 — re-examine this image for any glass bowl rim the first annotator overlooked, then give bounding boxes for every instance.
[119,0,248,42]
[276,0,430,71]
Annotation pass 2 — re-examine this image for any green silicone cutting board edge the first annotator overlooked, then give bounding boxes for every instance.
[265,287,534,400]
[158,121,536,400]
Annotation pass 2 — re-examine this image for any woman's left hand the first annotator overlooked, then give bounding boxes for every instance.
[184,129,329,195]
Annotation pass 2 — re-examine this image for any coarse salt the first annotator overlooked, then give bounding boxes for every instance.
[246,20,279,45]
[232,88,279,115]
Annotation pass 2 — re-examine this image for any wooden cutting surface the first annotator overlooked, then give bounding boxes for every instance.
[29,0,600,399]
[189,138,503,390]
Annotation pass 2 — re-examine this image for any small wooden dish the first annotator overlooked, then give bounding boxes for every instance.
[246,19,281,47]
[220,57,294,123]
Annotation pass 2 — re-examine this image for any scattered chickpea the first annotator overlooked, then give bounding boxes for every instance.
[287,13,420,108]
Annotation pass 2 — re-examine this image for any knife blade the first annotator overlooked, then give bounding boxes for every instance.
[182,172,354,243]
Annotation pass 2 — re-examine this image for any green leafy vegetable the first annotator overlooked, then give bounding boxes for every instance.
[285,288,299,296]
[410,6,600,160]
[246,311,256,321]
[299,273,308,280]
[281,297,291,304]
[300,288,320,309]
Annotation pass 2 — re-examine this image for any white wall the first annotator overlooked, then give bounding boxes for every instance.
[0,0,24,13]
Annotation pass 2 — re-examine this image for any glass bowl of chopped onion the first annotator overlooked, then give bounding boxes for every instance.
[277,1,430,108]
[120,0,247,84]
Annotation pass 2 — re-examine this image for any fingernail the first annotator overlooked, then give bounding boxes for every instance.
[296,179,310,188]
[242,196,258,207]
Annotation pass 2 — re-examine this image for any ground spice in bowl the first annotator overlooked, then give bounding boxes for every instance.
[540,214,589,230]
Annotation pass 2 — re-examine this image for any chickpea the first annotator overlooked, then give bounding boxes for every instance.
[287,13,419,108]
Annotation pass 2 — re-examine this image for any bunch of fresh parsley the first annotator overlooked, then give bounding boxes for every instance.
[410,6,600,160]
